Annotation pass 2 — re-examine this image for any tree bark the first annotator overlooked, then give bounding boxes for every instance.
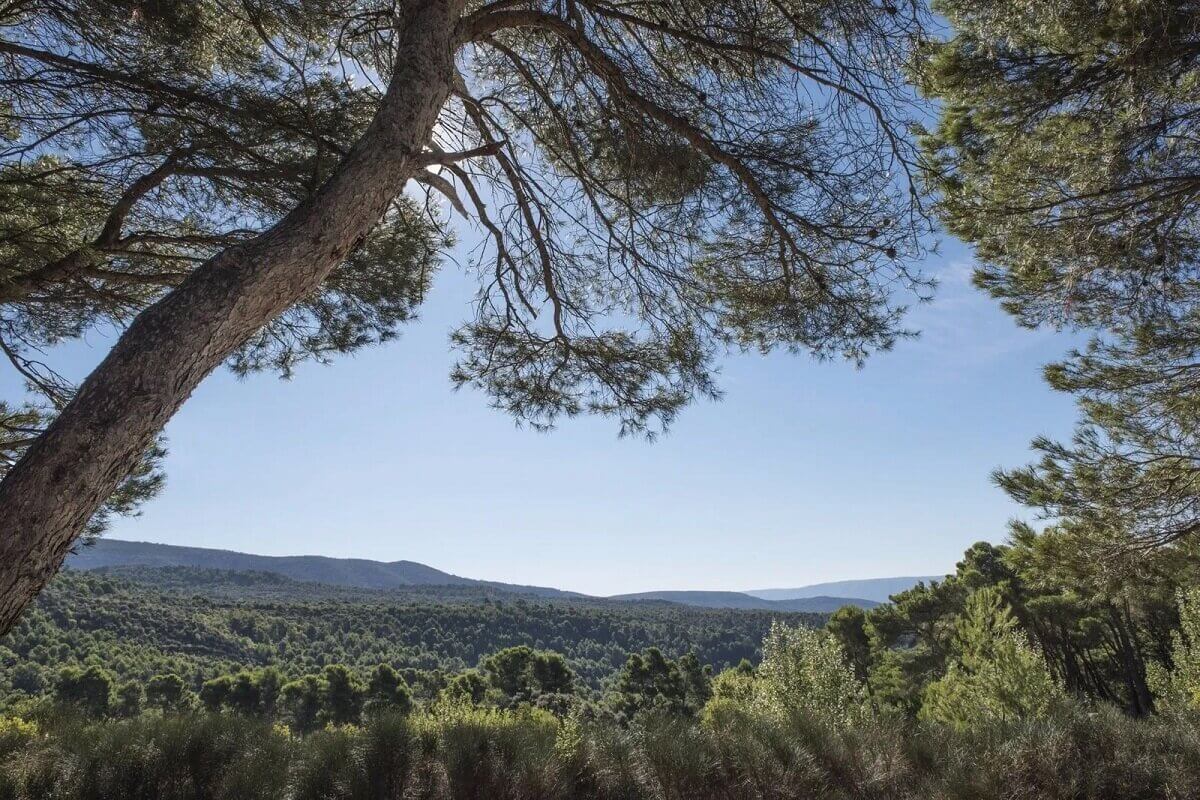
[0,0,462,634]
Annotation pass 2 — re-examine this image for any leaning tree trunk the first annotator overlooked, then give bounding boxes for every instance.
[0,0,461,634]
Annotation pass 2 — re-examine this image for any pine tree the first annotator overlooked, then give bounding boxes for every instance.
[365,664,413,715]
[0,0,935,633]
[279,674,324,734]
[920,588,1065,730]
[922,0,1200,551]
[53,665,114,717]
[145,673,194,712]
[320,664,365,726]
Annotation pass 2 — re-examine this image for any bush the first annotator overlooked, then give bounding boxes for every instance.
[752,621,869,726]
[413,701,560,799]
[1148,587,1200,713]
[0,705,1197,799]
[0,712,291,800]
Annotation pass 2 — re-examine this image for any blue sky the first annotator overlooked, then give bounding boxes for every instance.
[12,237,1080,596]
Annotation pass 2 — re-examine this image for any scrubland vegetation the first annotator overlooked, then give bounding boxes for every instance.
[2,704,1199,800]
[3,536,1200,798]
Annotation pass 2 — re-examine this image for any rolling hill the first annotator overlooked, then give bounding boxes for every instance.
[609,590,878,612]
[67,539,901,611]
[746,575,946,604]
[66,539,580,598]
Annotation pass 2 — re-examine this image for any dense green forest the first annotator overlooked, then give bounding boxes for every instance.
[829,533,1200,717]
[0,568,821,711]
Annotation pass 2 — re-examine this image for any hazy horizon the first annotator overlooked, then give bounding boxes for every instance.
[9,238,1079,596]
[77,536,945,598]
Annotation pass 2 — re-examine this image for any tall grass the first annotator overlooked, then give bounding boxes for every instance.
[0,705,1196,799]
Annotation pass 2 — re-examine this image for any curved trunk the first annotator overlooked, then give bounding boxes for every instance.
[0,0,461,633]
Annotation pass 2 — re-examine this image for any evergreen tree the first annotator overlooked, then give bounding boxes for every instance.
[857,536,1192,717]
[365,664,413,715]
[607,647,706,721]
[921,0,1200,551]
[826,605,872,682]
[479,646,577,709]
[145,673,193,712]
[280,674,324,734]
[321,664,365,726]
[677,652,713,711]
[440,670,489,707]
[199,674,235,712]
[920,588,1065,730]
[113,681,144,718]
[53,665,114,717]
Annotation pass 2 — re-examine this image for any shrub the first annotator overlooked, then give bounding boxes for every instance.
[0,703,1197,799]
[753,621,869,726]
[0,715,38,757]
[412,702,560,798]
[1148,587,1200,712]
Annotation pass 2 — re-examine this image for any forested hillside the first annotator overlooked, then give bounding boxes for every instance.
[66,540,579,597]
[67,541,878,610]
[0,568,823,709]
[749,577,943,604]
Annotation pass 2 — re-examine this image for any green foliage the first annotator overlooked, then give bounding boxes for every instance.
[52,665,114,718]
[479,646,577,714]
[365,664,413,716]
[606,647,711,722]
[145,674,194,712]
[852,536,1193,716]
[440,670,489,707]
[920,588,1066,730]
[279,675,324,735]
[921,0,1200,332]
[1149,588,1200,713]
[1,703,1198,799]
[700,661,757,729]
[200,667,282,717]
[0,568,813,715]
[753,621,868,726]
[113,681,144,718]
[826,605,872,682]
[320,664,365,727]
[921,0,1200,553]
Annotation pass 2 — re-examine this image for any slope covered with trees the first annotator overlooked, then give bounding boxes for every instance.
[66,539,579,597]
[0,568,823,709]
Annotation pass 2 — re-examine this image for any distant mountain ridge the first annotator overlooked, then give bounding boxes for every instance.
[68,539,913,611]
[609,590,878,612]
[747,576,946,604]
[67,539,581,599]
